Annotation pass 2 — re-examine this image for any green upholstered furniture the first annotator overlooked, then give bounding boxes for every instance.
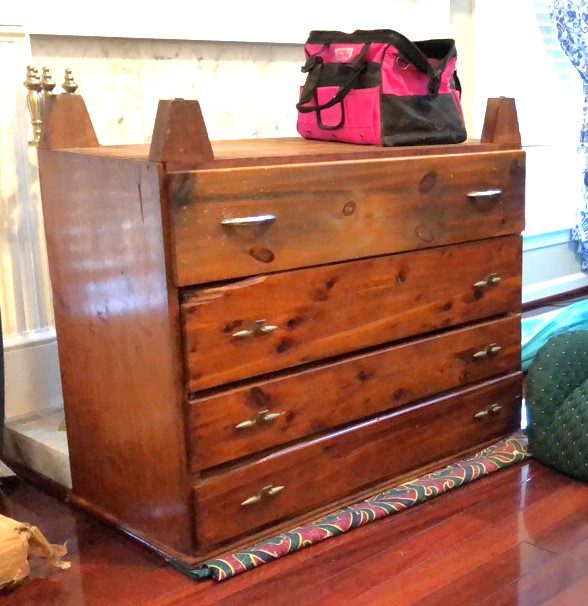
[527,330,588,482]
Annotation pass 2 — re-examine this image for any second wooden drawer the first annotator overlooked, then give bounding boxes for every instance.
[189,315,521,470]
[182,235,521,391]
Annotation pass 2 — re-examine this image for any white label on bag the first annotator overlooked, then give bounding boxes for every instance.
[334,47,355,61]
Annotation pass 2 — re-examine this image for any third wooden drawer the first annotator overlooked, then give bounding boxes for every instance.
[194,372,522,550]
[182,235,522,391]
[188,314,521,471]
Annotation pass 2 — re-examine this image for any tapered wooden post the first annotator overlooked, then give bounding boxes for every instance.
[481,97,522,148]
[149,98,214,165]
[39,94,99,149]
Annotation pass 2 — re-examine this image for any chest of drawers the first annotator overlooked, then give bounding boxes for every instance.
[38,94,524,562]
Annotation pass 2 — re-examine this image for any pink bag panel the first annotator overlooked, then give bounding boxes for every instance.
[297,86,382,145]
[381,51,457,96]
[305,43,390,64]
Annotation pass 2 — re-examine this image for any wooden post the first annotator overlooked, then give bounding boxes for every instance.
[149,98,214,165]
[39,94,99,150]
[481,97,522,149]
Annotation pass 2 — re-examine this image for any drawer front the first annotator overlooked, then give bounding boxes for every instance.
[182,236,522,391]
[189,315,521,470]
[194,373,522,549]
[169,150,525,286]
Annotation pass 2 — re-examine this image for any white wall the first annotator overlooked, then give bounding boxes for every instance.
[24,0,450,43]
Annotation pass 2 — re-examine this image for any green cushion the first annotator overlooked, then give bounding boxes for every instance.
[527,330,588,482]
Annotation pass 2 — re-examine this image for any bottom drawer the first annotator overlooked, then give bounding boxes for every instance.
[194,373,522,549]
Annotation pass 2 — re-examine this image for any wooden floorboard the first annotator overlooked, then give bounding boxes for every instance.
[1,460,586,605]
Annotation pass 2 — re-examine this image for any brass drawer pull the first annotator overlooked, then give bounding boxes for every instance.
[241,484,285,507]
[221,215,276,228]
[232,319,278,339]
[472,343,503,359]
[473,273,502,290]
[235,409,281,430]
[474,403,504,420]
[474,410,489,420]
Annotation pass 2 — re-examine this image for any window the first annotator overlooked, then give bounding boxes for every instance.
[471,0,585,235]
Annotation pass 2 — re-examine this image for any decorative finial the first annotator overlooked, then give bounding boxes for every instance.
[62,68,78,94]
[41,66,56,95]
[23,66,43,146]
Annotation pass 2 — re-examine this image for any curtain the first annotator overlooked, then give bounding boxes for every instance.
[551,1,588,268]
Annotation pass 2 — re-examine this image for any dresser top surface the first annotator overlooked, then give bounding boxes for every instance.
[58,137,502,168]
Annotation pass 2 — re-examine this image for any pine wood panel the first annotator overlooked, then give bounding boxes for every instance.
[182,236,522,391]
[60,138,496,164]
[189,315,521,470]
[37,151,192,555]
[194,373,522,550]
[169,150,525,285]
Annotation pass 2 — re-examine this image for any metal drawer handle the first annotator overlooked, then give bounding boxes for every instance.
[241,484,285,507]
[472,343,503,360]
[473,273,502,290]
[474,403,504,420]
[221,214,276,228]
[467,189,503,199]
[467,189,503,205]
[233,319,278,339]
[235,410,282,430]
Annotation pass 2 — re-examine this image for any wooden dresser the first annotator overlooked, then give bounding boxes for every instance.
[37,95,525,563]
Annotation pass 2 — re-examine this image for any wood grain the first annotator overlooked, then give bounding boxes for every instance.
[182,235,522,391]
[3,461,586,606]
[37,151,192,555]
[149,99,214,165]
[40,94,99,150]
[189,315,521,470]
[481,97,522,148]
[169,150,525,285]
[345,482,588,606]
[194,373,522,550]
[60,139,506,166]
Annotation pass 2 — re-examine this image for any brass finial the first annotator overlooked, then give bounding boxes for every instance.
[23,65,43,146]
[62,68,78,94]
[41,66,56,95]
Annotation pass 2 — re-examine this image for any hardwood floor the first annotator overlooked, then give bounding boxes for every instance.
[1,460,586,605]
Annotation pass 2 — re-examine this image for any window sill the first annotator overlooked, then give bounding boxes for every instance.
[523,228,572,252]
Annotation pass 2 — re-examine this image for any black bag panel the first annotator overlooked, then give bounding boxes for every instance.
[310,62,382,90]
[381,93,467,146]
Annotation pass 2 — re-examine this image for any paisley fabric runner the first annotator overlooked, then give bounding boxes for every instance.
[177,431,529,582]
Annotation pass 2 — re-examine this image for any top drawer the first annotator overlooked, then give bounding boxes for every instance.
[168,151,525,285]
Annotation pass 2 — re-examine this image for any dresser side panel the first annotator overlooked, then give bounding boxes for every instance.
[38,151,192,554]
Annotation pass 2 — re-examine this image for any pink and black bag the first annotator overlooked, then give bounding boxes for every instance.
[297,30,466,146]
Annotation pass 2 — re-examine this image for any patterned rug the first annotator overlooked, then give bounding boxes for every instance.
[175,431,529,582]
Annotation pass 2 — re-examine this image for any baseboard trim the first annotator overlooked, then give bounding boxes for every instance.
[4,332,63,421]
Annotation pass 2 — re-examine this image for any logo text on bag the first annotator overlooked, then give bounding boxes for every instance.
[334,47,355,61]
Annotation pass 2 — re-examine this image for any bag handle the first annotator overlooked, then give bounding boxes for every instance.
[302,30,456,96]
[296,44,370,113]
